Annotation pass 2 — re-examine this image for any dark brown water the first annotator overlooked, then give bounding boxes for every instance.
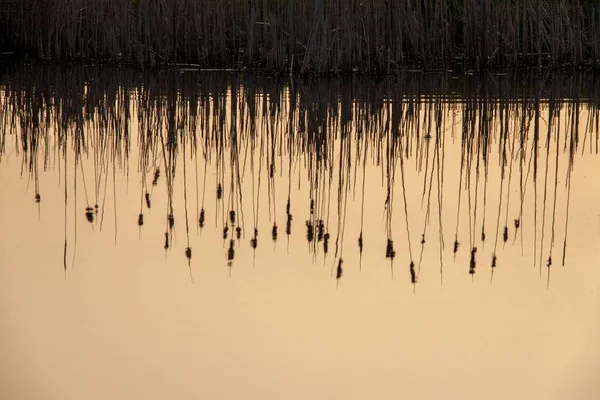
[1,65,599,400]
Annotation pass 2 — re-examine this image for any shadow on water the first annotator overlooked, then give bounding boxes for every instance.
[1,64,599,286]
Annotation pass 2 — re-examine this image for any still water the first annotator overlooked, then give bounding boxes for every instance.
[1,65,599,399]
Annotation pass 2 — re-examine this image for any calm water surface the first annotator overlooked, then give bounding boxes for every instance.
[1,65,599,400]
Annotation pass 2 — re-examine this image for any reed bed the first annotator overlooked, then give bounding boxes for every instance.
[1,65,598,285]
[1,0,600,72]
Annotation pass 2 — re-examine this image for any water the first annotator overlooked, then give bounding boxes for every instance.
[1,65,599,400]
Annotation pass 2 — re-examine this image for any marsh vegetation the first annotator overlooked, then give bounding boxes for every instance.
[2,1,600,72]
[1,64,598,286]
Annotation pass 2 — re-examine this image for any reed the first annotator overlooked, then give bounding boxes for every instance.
[1,0,600,72]
[1,65,598,284]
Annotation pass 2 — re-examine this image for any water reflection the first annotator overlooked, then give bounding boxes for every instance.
[1,65,598,287]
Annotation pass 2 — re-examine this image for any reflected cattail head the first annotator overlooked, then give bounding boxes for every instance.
[317,219,324,241]
[286,214,292,235]
[336,259,343,279]
[35,193,40,203]
[164,232,169,249]
[421,234,425,244]
[503,226,508,242]
[199,208,205,227]
[469,247,477,274]
[223,226,229,239]
[152,168,160,186]
[85,207,94,223]
[185,247,192,259]
[272,224,278,241]
[514,219,520,229]
[491,254,497,268]
[138,213,144,226]
[145,192,151,209]
[167,213,174,229]
[251,228,258,249]
[453,240,459,253]
[229,210,236,224]
[217,183,222,200]
[546,257,552,267]
[236,226,241,239]
[286,199,290,215]
[358,232,363,251]
[306,221,314,242]
[386,239,394,258]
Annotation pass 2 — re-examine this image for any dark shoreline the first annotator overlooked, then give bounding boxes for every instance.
[2,0,600,75]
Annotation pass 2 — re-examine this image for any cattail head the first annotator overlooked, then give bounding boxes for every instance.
[185,247,192,259]
[223,226,229,239]
[164,232,169,249]
[167,214,174,229]
[236,226,241,239]
[138,213,144,226]
[229,210,236,224]
[35,193,41,203]
[217,183,222,200]
[514,219,520,229]
[503,226,508,242]
[272,224,278,241]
